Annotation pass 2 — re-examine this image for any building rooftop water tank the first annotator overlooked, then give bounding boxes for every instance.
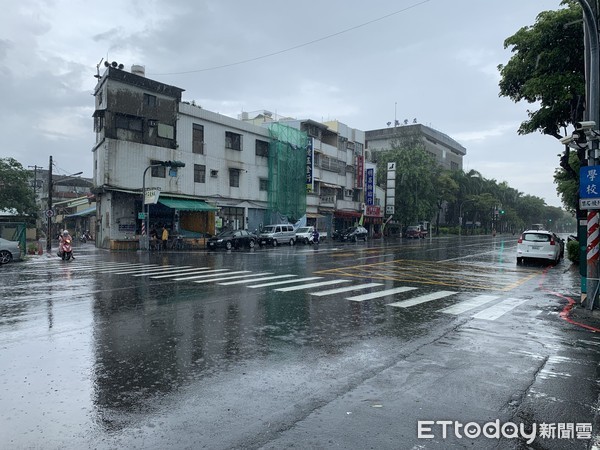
[131,65,145,77]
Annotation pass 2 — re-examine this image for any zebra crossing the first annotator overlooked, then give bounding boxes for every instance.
[28,260,531,321]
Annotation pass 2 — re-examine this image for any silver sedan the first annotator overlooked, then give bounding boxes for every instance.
[0,238,22,264]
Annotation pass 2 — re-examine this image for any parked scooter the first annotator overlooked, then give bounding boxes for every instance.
[79,231,92,243]
[57,230,74,261]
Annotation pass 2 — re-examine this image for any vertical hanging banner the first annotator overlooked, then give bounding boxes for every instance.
[356,155,364,189]
[306,137,314,192]
[365,168,374,206]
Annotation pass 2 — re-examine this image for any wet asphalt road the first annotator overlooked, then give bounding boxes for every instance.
[1,234,599,449]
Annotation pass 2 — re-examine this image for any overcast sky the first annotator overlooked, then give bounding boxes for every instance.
[1,0,566,207]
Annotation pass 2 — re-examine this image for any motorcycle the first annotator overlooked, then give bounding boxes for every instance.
[309,229,320,245]
[79,232,92,243]
[57,238,73,261]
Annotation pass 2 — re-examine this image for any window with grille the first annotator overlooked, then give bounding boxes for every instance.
[255,139,269,157]
[229,168,240,187]
[225,131,242,151]
[151,165,166,178]
[193,124,204,154]
[194,164,206,183]
[144,93,157,107]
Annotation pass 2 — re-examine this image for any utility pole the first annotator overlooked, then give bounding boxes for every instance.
[28,164,43,241]
[46,156,53,253]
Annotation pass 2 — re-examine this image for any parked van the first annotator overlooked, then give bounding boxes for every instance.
[258,224,296,247]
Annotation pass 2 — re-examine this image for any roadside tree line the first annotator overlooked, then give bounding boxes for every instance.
[374,141,574,235]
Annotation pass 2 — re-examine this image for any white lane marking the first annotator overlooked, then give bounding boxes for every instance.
[150,268,212,279]
[346,286,417,302]
[40,262,147,272]
[128,266,195,276]
[108,265,184,275]
[193,272,271,284]
[219,274,297,286]
[440,294,500,315]
[309,283,384,297]
[471,297,528,321]
[388,290,457,308]
[96,264,167,274]
[248,277,323,288]
[275,280,351,292]
[173,269,234,281]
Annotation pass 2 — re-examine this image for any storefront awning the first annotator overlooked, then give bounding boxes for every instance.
[65,206,97,218]
[334,210,362,218]
[158,198,218,211]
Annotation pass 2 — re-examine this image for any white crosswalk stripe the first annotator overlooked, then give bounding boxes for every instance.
[346,286,417,302]
[471,297,528,321]
[440,294,499,315]
[34,260,531,322]
[248,277,323,288]
[96,264,166,274]
[193,272,272,284]
[309,283,384,297]
[127,266,195,276]
[173,269,240,281]
[218,274,297,286]
[131,266,201,277]
[388,290,457,308]
[150,268,212,279]
[274,280,351,292]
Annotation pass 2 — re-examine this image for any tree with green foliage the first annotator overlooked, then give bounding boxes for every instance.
[434,171,458,235]
[375,138,439,227]
[498,0,584,138]
[0,158,36,216]
[498,0,585,211]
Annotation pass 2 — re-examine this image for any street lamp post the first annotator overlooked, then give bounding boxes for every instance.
[141,160,186,251]
[141,163,162,250]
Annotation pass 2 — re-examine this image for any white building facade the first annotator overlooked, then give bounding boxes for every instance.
[91,66,377,249]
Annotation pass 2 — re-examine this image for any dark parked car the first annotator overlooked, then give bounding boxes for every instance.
[339,226,368,242]
[0,237,22,264]
[404,225,427,239]
[206,230,257,250]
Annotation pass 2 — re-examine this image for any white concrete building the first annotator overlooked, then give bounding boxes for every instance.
[91,65,375,249]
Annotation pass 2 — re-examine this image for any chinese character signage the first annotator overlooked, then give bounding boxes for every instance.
[365,168,374,205]
[356,155,364,189]
[580,165,600,209]
[306,138,314,192]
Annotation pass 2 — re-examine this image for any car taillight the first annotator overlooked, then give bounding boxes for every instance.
[550,238,555,246]
[517,235,523,244]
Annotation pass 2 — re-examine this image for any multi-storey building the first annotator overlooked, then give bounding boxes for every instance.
[365,123,466,171]
[91,65,374,249]
[242,113,372,232]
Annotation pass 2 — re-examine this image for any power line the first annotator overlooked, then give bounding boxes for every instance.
[151,0,431,76]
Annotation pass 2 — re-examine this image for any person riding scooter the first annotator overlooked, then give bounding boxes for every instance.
[58,229,74,260]
[311,228,320,245]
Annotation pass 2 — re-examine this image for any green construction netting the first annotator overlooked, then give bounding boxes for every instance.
[267,123,308,223]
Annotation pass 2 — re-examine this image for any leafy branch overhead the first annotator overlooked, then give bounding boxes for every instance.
[498,0,585,139]
[0,157,37,216]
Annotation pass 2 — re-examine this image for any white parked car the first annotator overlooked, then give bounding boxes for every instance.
[516,230,562,265]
